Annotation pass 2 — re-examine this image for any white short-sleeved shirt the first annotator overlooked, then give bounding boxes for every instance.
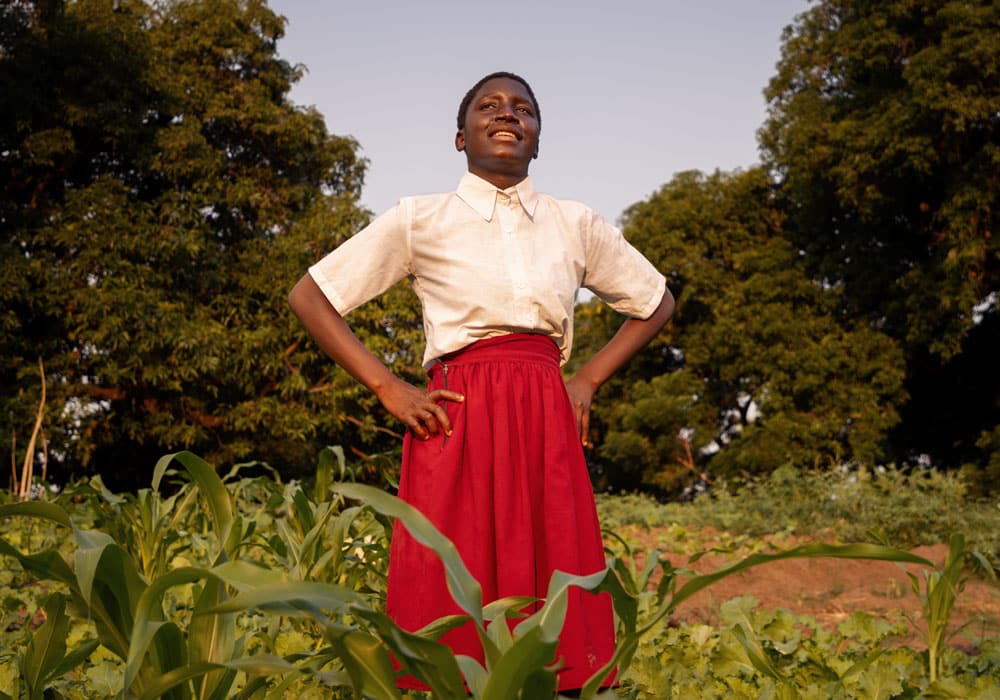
[309,172,666,368]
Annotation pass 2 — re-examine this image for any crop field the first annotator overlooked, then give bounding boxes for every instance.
[0,451,997,699]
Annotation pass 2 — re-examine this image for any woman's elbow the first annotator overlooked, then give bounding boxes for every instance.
[659,287,676,322]
[288,274,316,318]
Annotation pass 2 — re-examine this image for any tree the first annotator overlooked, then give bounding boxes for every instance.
[760,0,999,483]
[1,0,422,484]
[571,169,906,494]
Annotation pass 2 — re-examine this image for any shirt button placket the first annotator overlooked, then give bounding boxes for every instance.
[500,196,532,325]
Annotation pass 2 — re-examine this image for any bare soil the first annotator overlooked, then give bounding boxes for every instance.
[624,528,1000,650]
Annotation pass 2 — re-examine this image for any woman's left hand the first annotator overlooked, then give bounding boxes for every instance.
[565,374,596,448]
[562,289,676,450]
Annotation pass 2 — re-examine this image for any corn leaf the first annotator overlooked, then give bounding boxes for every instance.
[151,622,190,700]
[22,593,70,700]
[331,630,401,700]
[210,559,288,591]
[126,567,217,691]
[456,655,488,699]
[333,483,484,629]
[203,580,365,616]
[667,542,933,613]
[0,540,76,592]
[189,577,237,700]
[353,607,467,699]
[73,538,147,661]
[481,626,557,700]
[413,614,471,641]
[153,451,234,562]
[0,501,73,528]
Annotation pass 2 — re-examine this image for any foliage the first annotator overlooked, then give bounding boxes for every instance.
[0,0,424,484]
[895,533,998,684]
[759,0,1000,482]
[572,169,906,493]
[597,464,1000,560]
[2,451,991,698]
[618,597,1000,699]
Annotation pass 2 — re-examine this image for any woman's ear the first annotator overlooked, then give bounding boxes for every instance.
[455,130,465,152]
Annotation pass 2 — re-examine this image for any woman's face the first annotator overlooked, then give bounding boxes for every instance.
[456,77,540,188]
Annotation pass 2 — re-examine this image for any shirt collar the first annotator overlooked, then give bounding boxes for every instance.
[457,172,539,221]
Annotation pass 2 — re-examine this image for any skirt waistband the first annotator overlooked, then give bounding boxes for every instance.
[431,333,560,372]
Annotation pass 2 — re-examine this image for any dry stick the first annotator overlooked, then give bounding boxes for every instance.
[41,430,48,482]
[677,436,713,485]
[19,357,46,501]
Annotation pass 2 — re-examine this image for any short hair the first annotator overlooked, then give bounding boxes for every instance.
[457,71,541,133]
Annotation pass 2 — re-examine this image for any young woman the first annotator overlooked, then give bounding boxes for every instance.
[289,71,674,693]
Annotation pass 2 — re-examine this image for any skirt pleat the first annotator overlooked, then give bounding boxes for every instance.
[385,334,615,691]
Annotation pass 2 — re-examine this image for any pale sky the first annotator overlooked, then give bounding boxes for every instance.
[269,0,806,225]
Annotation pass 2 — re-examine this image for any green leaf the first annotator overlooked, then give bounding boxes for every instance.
[0,501,73,528]
[315,445,346,503]
[668,542,933,612]
[482,596,536,622]
[153,451,234,562]
[203,580,365,616]
[137,662,221,700]
[48,640,101,680]
[456,655,488,699]
[0,540,76,595]
[481,626,557,700]
[126,567,218,692]
[211,559,289,591]
[189,577,237,700]
[855,660,903,700]
[333,483,483,628]
[730,624,782,681]
[413,614,472,641]
[521,668,557,700]
[516,568,607,644]
[150,623,189,700]
[22,593,71,699]
[331,630,402,700]
[65,536,146,662]
[353,607,466,699]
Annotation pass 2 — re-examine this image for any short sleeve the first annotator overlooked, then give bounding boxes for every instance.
[308,201,412,315]
[581,212,666,319]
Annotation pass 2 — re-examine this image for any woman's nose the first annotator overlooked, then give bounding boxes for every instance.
[495,101,517,120]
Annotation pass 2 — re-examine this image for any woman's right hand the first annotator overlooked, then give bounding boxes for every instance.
[377,375,465,440]
[288,274,465,440]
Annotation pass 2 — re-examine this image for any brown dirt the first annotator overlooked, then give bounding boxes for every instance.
[620,527,1000,650]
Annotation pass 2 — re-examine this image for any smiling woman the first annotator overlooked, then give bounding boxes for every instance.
[288,71,674,693]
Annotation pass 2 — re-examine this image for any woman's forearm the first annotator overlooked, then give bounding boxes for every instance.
[564,288,674,446]
[574,288,675,391]
[288,274,396,394]
[287,273,464,439]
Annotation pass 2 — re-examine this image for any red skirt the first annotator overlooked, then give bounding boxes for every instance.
[385,334,615,691]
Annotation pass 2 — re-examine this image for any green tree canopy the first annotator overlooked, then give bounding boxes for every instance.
[760,0,999,485]
[1,0,423,484]
[572,169,906,494]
